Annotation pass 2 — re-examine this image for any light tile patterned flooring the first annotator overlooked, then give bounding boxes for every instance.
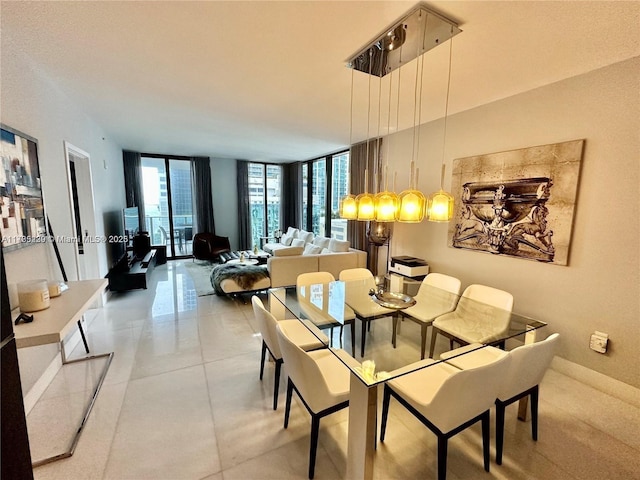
[28,261,640,480]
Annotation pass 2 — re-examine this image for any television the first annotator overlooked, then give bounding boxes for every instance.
[104,210,127,269]
[123,206,139,240]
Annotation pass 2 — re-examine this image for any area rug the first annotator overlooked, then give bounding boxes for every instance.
[184,260,217,296]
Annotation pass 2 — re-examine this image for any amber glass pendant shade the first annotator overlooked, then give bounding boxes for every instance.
[356,192,376,221]
[397,189,426,222]
[427,189,454,222]
[374,191,399,222]
[340,194,358,220]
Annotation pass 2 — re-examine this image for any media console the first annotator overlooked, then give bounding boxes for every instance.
[107,249,156,291]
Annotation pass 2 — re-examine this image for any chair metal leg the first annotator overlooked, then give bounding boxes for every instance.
[284,378,293,428]
[495,400,506,465]
[429,328,439,358]
[273,359,283,410]
[482,410,490,472]
[77,320,90,354]
[392,315,398,348]
[380,384,391,442]
[420,324,428,359]
[437,435,448,480]
[259,340,267,380]
[309,415,320,479]
[531,385,539,441]
[360,319,367,357]
[350,321,356,356]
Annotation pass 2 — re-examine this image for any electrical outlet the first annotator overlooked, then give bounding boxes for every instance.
[589,331,609,354]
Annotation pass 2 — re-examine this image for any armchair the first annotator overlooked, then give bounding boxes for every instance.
[192,232,231,262]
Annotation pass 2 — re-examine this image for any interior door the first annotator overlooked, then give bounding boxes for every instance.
[64,142,98,280]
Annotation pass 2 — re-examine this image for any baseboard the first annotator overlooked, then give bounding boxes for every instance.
[23,311,98,415]
[550,357,640,408]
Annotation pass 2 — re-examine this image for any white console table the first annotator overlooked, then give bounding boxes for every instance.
[13,279,113,467]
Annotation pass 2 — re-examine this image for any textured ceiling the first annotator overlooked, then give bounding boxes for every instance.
[2,1,639,162]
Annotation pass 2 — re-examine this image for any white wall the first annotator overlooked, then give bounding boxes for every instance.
[1,52,126,391]
[210,157,239,250]
[386,57,639,388]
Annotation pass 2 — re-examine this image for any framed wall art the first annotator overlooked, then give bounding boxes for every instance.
[448,140,584,265]
[0,124,46,250]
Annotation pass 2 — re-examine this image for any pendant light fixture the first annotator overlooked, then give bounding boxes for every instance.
[339,67,357,219]
[345,5,461,223]
[374,66,399,222]
[356,49,376,221]
[427,29,456,222]
[397,40,426,223]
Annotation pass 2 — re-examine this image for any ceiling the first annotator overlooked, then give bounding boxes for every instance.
[2,1,638,162]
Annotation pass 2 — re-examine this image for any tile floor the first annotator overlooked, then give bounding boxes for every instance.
[27,261,640,480]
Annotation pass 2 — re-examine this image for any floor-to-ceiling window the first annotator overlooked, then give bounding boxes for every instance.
[300,149,349,238]
[141,155,194,258]
[302,163,308,229]
[248,162,282,249]
[330,151,349,240]
[311,158,326,235]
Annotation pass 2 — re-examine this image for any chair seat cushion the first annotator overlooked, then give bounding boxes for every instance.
[277,319,329,351]
[388,362,460,421]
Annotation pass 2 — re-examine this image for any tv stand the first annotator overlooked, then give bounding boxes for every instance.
[108,249,157,291]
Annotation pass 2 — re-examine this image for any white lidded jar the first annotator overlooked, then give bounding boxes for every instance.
[17,279,50,313]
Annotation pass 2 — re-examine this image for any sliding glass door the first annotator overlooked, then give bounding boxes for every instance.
[141,156,194,259]
[248,162,282,249]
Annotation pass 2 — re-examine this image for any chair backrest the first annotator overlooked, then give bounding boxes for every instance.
[297,271,335,287]
[498,333,559,401]
[462,284,513,311]
[251,296,282,360]
[275,321,337,413]
[430,352,512,433]
[422,273,462,296]
[451,284,514,340]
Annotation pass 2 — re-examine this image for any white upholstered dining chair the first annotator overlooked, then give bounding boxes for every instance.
[338,268,396,357]
[380,351,512,480]
[251,296,328,410]
[441,332,560,464]
[296,272,356,355]
[276,321,350,479]
[396,273,462,359]
[429,284,513,358]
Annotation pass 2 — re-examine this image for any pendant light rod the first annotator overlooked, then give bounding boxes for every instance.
[440,30,453,190]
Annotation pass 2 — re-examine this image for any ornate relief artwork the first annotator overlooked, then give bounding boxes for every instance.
[448,140,584,265]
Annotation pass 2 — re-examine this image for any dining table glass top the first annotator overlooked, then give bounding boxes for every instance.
[269,279,547,386]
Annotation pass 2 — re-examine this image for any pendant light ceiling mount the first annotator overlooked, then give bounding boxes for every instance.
[347,4,461,79]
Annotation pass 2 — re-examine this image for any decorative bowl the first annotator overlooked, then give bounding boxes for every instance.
[369,289,416,310]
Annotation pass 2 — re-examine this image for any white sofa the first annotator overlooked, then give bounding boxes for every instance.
[219,228,367,293]
[267,248,367,288]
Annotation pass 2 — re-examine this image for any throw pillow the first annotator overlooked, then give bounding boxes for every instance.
[329,238,350,252]
[313,236,331,249]
[321,247,331,255]
[280,233,293,246]
[291,238,306,248]
[298,230,314,244]
[286,227,299,237]
[303,243,322,255]
[273,246,304,257]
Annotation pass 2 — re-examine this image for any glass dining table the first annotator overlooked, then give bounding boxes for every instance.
[269,279,548,480]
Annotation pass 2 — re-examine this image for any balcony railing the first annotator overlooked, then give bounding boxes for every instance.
[145,215,193,256]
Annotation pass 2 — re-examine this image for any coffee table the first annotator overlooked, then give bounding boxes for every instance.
[226,257,259,266]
